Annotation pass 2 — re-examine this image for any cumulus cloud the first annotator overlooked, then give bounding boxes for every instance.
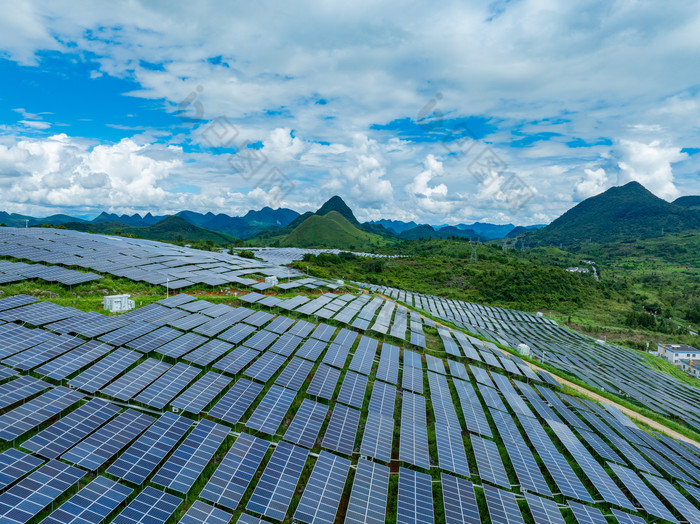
[0,1,699,223]
[326,134,393,207]
[574,167,609,201]
[616,139,685,200]
[405,155,453,214]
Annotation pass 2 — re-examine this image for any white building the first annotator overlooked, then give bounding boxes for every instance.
[679,359,700,379]
[658,343,700,365]
[264,276,279,286]
[103,294,135,313]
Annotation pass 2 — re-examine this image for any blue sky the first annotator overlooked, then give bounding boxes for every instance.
[1,1,699,225]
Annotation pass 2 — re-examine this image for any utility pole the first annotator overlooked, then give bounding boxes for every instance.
[470,241,478,263]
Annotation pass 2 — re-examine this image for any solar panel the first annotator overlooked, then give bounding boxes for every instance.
[0,323,57,360]
[213,345,260,374]
[101,358,171,401]
[322,403,360,455]
[288,319,315,337]
[127,325,182,353]
[196,312,247,338]
[575,428,624,463]
[402,365,424,394]
[98,320,157,347]
[3,333,83,370]
[153,331,207,358]
[61,408,154,470]
[200,432,270,511]
[442,473,480,524]
[134,362,200,409]
[470,365,494,387]
[0,365,17,381]
[151,418,229,493]
[68,347,140,393]
[0,375,50,409]
[349,336,378,375]
[208,378,264,425]
[181,338,233,366]
[179,500,232,524]
[483,484,524,524]
[158,293,197,307]
[266,314,296,334]
[0,386,84,441]
[547,421,634,510]
[307,363,341,399]
[283,398,328,448]
[243,329,280,351]
[295,450,351,524]
[478,383,507,412]
[237,514,265,524]
[275,356,314,390]
[608,462,677,522]
[323,342,351,368]
[296,337,328,361]
[246,440,309,521]
[376,342,399,384]
[426,354,446,374]
[171,371,231,414]
[435,423,470,476]
[112,486,182,524]
[106,411,192,484]
[453,380,492,437]
[396,467,434,524]
[568,502,608,524]
[40,475,132,524]
[523,492,565,524]
[680,480,700,504]
[21,398,120,459]
[268,332,303,356]
[472,433,511,488]
[244,351,287,382]
[338,370,369,408]
[642,471,700,524]
[0,449,43,491]
[346,458,390,524]
[360,411,394,462]
[368,380,397,416]
[34,340,113,380]
[402,390,427,425]
[310,322,336,341]
[610,509,647,524]
[246,384,296,434]
[404,349,422,368]
[243,310,274,327]
[400,416,430,469]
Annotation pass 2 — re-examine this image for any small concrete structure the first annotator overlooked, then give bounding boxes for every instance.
[264,276,279,286]
[517,343,531,357]
[103,294,135,313]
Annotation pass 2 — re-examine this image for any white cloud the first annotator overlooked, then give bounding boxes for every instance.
[405,154,453,214]
[616,139,685,200]
[0,1,699,223]
[574,167,609,201]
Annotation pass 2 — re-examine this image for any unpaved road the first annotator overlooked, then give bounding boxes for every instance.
[375,292,700,448]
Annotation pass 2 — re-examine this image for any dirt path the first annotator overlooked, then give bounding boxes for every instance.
[512,353,700,448]
[374,291,700,447]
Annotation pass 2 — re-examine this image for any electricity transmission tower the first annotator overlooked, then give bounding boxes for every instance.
[470,241,478,262]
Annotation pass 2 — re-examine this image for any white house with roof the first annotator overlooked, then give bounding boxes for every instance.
[657,343,700,365]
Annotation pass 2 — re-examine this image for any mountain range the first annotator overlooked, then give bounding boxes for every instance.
[2,181,698,249]
[522,181,700,246]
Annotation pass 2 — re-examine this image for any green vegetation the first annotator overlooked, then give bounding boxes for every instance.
[295,231,700,351]
[53,215,239,246]
[524,181,700,247]
[278,211,396,250]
